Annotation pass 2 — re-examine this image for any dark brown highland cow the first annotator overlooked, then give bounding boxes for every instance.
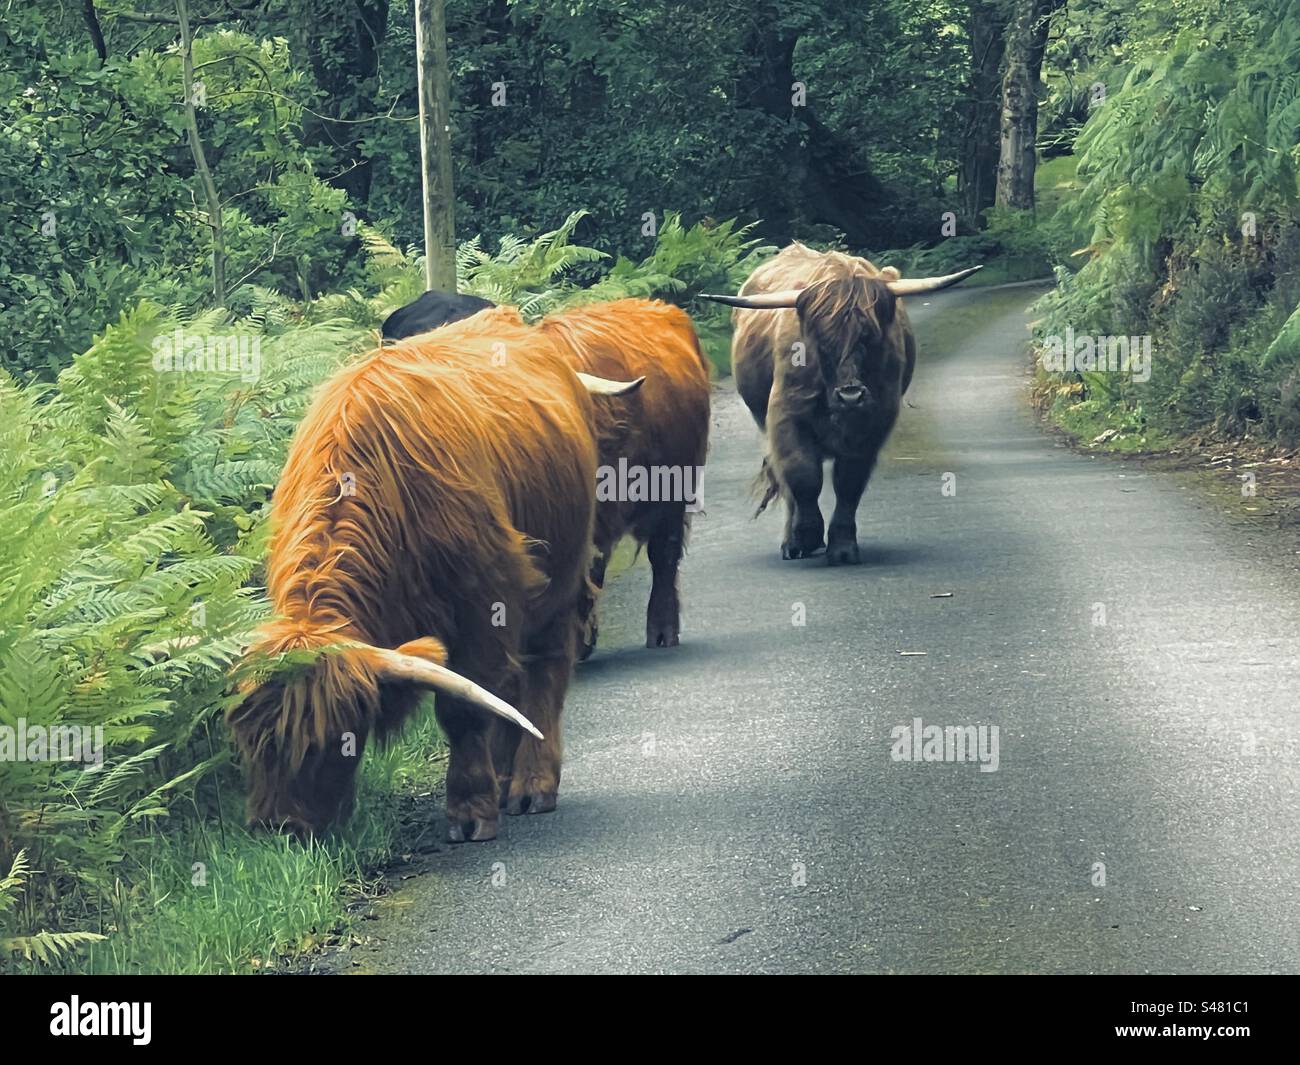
[538,299,711,655]
[228,308,639,841]
[704,244,979,564]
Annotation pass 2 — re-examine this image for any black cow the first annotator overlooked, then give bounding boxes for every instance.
[381,290,497,341]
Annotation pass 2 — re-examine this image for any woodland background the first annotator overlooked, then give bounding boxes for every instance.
[2,0,1299,971]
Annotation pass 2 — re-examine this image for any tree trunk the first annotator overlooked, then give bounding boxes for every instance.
[176,0,226,306]
[958,2,1005,227]
[733,23,802,243]
[414,0,457,291]
[82,0,108,63]
[732,16,891,247]
[293,1,389,208]
[995,0,1057,211]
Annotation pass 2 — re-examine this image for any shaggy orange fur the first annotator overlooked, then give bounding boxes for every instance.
[538,299,711,651]
[229,308,604,840]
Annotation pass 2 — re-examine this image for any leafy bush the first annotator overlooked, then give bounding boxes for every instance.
[354,209,772,373]
[0,22,369,379]
[1033,2,1300,446]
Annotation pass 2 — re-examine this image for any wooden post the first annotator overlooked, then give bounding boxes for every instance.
[414,0,457,291]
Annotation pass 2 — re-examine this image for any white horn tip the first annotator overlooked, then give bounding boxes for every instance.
[577,372,645,396]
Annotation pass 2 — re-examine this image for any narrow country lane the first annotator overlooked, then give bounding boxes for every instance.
[340,284,1300,975]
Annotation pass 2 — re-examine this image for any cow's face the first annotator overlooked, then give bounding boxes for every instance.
[230,680,366,839]
[797,278,897,414]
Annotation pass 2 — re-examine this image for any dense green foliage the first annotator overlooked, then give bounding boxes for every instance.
[2,0,982,376]
[1,8,362,374]
[1034,0,1300,444]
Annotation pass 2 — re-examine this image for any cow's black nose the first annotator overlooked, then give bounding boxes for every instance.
[835,385,866,406]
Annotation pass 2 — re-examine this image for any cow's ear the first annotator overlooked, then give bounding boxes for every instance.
[393,637,449,667]
[870,279,897,327]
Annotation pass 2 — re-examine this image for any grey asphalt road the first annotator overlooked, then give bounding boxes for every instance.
[342,284,1300,974]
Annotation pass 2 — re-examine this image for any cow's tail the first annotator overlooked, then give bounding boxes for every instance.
[752,456,781,517]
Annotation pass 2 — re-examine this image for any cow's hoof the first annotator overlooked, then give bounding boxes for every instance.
[578,633,597,661]
[781,540,823,560]
[501,775,559,816]
[499,790,556,816]
[826,540,860,565]
[646,619,680,648]
[447,816,498,843]
[783,519,825,560]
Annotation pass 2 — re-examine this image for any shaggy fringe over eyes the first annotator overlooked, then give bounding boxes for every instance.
[231,623,380,773]
[738,242,900,353]
[795,267,896,353]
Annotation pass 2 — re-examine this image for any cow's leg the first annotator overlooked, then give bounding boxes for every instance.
[437,568,528,840]
[770,415,824,559]
[577,551,607,662]
[506,621,577,815]
[579,512,622,662]
[826,454,875,565]
[645,502,686,647]
[437,695,503,843]
[490,674,524,808]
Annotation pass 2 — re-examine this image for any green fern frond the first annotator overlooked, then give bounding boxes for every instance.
[2,930,107,965]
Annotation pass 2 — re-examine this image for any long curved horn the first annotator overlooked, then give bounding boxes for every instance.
[365,646,543,740]
[698,289,803,310]
[884,265,983,295]
[577,372,645,395]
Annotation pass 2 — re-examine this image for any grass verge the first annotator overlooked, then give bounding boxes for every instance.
[4,716,445,975]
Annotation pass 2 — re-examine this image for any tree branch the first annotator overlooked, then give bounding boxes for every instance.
[228,231,285,295]
[114,10,225,26]
[82,0,108,63]
[175,0,227,306]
